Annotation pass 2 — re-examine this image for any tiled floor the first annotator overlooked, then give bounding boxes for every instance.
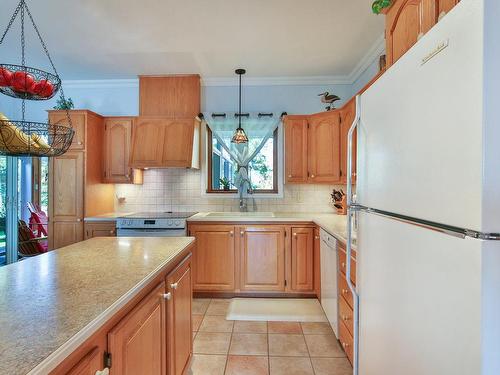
[190,298,352,375]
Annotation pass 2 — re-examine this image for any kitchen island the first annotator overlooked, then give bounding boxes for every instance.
[0,236,195,375]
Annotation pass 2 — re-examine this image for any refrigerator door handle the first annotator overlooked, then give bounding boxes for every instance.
[347,94,361,375]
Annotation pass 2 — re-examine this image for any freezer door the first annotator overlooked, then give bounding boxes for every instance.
[356,0,486,232]
[357,211,485,375]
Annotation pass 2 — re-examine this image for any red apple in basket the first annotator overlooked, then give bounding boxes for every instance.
[11,71,35,93]
[32,79,54,98]
[0,67,13,87]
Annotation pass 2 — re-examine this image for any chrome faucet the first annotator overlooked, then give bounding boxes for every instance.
[238,177,253,212]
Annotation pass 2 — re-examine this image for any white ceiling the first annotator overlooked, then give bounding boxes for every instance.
[0,0,384,80]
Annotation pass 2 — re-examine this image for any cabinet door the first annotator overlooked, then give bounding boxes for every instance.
[386,0,438,65]
[130,118,166,168]
[104,118,135,183]
[51,221,84,249]
[438,0,459,19]
[49,111,86,150]
[166,257,192,375]
[84,222,116,240]
[162,119,195,167]
[66,347,103,375]
[307,111,341,183]
[340,98,357,184]
[239,226,286,291]
[291,227,314,292]
[190,225,235,291]
[284,116,308,183]
[108,282,166,375]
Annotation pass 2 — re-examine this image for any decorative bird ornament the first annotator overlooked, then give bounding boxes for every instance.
[318,92,341,111]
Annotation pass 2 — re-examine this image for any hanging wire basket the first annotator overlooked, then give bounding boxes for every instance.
[0,64,61,100]
[0,0,74,157]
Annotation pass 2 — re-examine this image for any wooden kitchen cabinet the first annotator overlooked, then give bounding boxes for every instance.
[340,98,357,183]
[189,225,235,291]
[308,111,341,183]
[290,227,314,292]
[385,0,439,66]
[103,117,142,184]
[438,0,459,18]
[48,110,115,250]
[130,117,200,169]
[239,226,286,292]
[49,110,86,150]
[108,282,167,375]
[139,75,200,118]
[284,116,308,183]
[166,257,193,375]
[66,347,103,375]
[84,221,116,240]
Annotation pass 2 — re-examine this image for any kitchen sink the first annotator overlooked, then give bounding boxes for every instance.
[206,212,275,217]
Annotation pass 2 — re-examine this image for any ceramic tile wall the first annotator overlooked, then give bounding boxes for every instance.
[114,169,342,213]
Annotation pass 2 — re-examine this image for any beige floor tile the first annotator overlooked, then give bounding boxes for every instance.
[268,321,302,334]
[268,334,309,357]
[193,298,211,315]
[192,314,204,332]
[229,333,268,356]
[269,357,314,375]
[304,334,345,357]
[206,299,232,316]
[193,332,231,355]
[233,321,268,334]
[225,355,269,375]
[199,315,234,333]
[300,322,334,335]
[311,357,352,375]
[189,354,227,375]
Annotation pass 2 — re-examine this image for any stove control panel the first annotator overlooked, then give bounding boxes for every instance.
[116,218,187,229]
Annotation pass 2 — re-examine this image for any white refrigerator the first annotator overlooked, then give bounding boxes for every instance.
[350,0,500,374]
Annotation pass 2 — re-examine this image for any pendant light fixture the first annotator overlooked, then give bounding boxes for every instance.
[231,68,249,144]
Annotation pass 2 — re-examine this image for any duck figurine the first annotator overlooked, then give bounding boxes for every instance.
[318,92,341,111]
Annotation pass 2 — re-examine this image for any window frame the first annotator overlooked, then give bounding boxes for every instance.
[206,126,279,194]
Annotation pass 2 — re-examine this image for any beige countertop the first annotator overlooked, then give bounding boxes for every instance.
[0,236,194,375]
[188,212,354,244]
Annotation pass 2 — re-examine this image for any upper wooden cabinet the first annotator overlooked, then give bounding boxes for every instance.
[438,0,459,19]
[130,117,200,169]
[385,0,439,65]
[284,116,308,183]
[239,226,286,292]
[139,75,200,118]
[108,282,167,375]
[189,225,235,291]
[284,111,341,184]
[340,98,357,183]
[103,117,142,184]
[308,111,341,183]
[48,110,86,150]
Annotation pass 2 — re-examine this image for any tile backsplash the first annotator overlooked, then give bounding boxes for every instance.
[114,169,342,213]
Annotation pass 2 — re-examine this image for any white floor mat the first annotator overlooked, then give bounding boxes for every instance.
[226,298,328,322]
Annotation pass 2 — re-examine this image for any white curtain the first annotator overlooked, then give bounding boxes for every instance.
[203,112,281,195]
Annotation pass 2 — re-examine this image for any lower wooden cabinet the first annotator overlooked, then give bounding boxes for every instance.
[239,226,286,292]
[108,281,167,375]
[66,347,103,375]
[291,227,314,292]
[84,221,116,240]
[51,221,84,249]
[189,225,235,291]
[188,222,318,295]
[166,258,193,375]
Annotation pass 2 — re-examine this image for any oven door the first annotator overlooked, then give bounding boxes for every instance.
[116,228,187,237]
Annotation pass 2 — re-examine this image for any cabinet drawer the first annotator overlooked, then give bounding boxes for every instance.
[338,248,356,285]
[338,293,353,337]
[339,319,354,365]
[338,272,354,308]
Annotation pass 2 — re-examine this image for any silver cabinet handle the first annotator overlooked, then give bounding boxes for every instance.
[77,141,83,145]
[170,283,178,290]
[288,174,292,178]
[293,232,297,237]
[77,218,82,222]
[240,231,244,237]
[229,231,234,237]
[310,174,315,178]
[163,292,171,300]
[95,368,109,375]
[315,235,320,240]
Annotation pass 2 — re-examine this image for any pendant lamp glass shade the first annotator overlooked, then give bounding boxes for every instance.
[232,68,248,144]
[231,126,248,143]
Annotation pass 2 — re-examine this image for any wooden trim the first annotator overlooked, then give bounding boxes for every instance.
[206,126,279,194]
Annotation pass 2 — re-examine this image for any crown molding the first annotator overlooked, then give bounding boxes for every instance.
[61,36,385,89]
[347,33,386,83]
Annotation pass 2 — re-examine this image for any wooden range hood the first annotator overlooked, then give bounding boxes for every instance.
[129,74,201,169]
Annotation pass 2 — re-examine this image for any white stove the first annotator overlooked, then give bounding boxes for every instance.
[116,212,196,237]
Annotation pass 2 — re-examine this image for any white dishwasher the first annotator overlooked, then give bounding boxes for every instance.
[320,228,338,337]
